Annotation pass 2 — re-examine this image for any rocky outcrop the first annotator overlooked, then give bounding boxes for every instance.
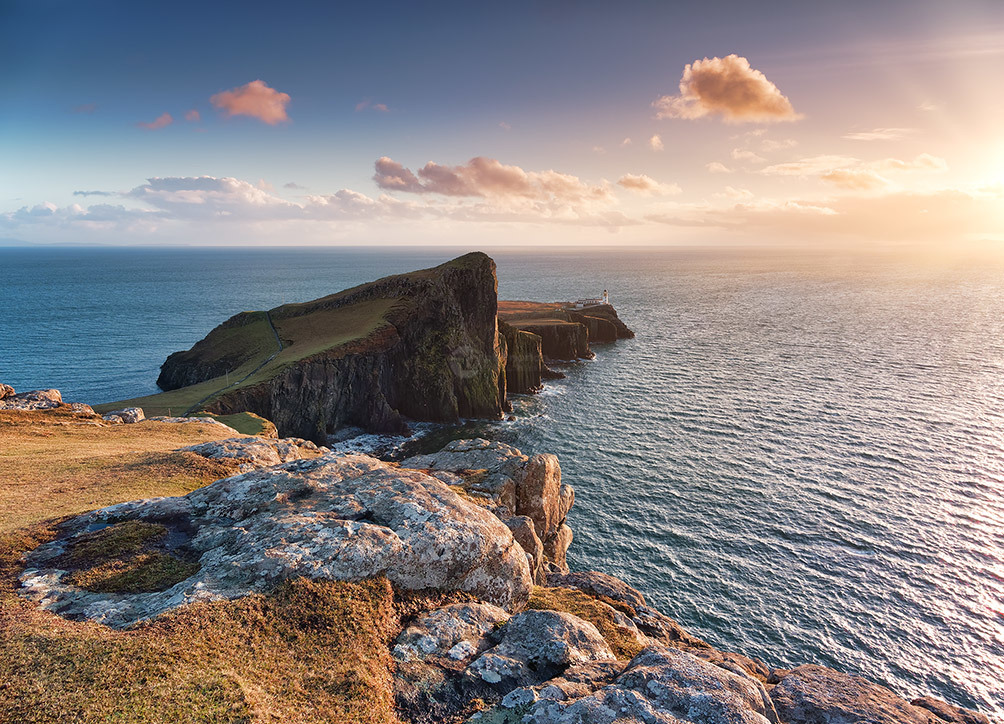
[400,439,573,581]
[102,407,145,424]
[567,312,618,344]
[0,383,14,399]
[500,322,547,394]
[180,436,327,472]
[20,452,533,627]
[509,321,593,362]
[770,665,991,724]
[0,387,63,410]
[156,253,508,442]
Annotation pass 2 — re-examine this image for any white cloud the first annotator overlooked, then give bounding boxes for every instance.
[842,127,918,142]
[706,161,732,174]
[731,148,766,164]
[649,134,664,151]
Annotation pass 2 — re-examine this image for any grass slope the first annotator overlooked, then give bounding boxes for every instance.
[96,298,400,417]
[0,408,404,724]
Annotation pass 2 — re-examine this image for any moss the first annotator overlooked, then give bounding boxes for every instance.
[528,586,644,660]
[64,520,166,566]
[67,551,200,594]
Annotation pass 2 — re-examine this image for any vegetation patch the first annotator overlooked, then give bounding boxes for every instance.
[528,586,644,660]
[1,525,404,724]
[197,412,276,437]
[0,410,240,533]
[56,520,199,594]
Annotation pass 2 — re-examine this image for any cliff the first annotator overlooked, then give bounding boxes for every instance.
[110,253,508,442]
[498,300,634,365]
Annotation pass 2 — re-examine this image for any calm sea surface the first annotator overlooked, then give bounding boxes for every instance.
[2,246,1003,719]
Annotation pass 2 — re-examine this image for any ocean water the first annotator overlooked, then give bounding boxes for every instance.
[2,246,1003,719]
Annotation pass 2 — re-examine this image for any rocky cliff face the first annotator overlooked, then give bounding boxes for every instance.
[511,321,593,362]
[158,253,508,442]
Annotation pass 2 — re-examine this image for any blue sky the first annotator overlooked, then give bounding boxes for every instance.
[2,0,1003,246]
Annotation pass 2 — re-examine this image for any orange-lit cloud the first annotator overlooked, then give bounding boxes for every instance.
[617,174,681,196]
[654,54,801,123]
[706,162,732,174]
[842,127,917,142]
[762,154,947,188]
[137,112,173,130]
[211,80,290,124]
[373,156,612,205]
[731,148,766,164]
[185,109,201,122]
[649,134,664,151]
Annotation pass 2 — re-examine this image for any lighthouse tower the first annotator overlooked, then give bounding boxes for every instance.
[602,289,609,305]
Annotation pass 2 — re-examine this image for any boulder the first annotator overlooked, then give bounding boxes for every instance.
[503,516,545,585]
[0,383,14,399]
[0,388,63,410]
[520,645,778,724]
[180,436,325,472]
[400,439,574,572]
[102,407,145,424]
[20,454,533,627]
[770,664,964,724]
[911,696,991,724]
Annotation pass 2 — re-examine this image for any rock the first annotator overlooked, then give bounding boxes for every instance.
[545,570,648,609]
[180,436,323,472]
[770,664,949,724]
[67,403,96,415]
[0,383,14,399]
[523,645,778,724]
[509,321,593,362]
[102,407,145,424]
[503,516,545,585]
[145,416,241,433]
[158,252,509,442]
[467,610,615,689]
[499,322,547,394]
[567,312,618,344]
[394,602,510,666]
[20,453,532,627]
[0,388,62,410]
[400,439,574,571]
[911,696,991,724]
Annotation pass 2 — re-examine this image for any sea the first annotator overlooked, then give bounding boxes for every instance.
[1,245,1002,719]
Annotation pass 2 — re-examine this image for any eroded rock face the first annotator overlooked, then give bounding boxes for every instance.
[770,665,982,724]
[400,439,574,574]
[181,436,326,472]
[20,453,532,627]
[0,388,63,410]
[520,646,778,724]
[102,407,145,424]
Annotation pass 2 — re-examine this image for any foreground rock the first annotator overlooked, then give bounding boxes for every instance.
[771,665,991,724]
[180,436,327,471]
[400,439,574,581]
[20,453,532,627]
[102,406,145,424]
[0,387,63,410]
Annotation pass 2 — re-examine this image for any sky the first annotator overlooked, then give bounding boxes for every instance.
[2,0,1003,247]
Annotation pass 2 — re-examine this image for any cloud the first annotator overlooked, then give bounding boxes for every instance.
[621,138,632,146]
[355,99,390,112]
[73,190,115,197]
[653,54,802,123]
[72,103,97,114]
[731,148,766,164]
[616,174,682,196]
[919,101,941,112]
[499,122,512,131]
[647,187,1004,244]
[284,182,307,190]
[185,109,201,122]
[137,112,173,130]
[760,138,798,151]
[842,127,917,142]
[717,186,755,200]
[706,161,732,174]
[762,154,947,187]
[649,134,664,151]
[211,80,290,124]
[373,156,613,205]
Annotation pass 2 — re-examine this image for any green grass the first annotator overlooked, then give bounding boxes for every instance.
[96,298,401,417]
[198,412,276,437]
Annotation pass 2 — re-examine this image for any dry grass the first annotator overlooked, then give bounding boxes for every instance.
[1,526,403,724]
[0,410,404,723]
[528,586,644,660]
[0,408,241,533]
